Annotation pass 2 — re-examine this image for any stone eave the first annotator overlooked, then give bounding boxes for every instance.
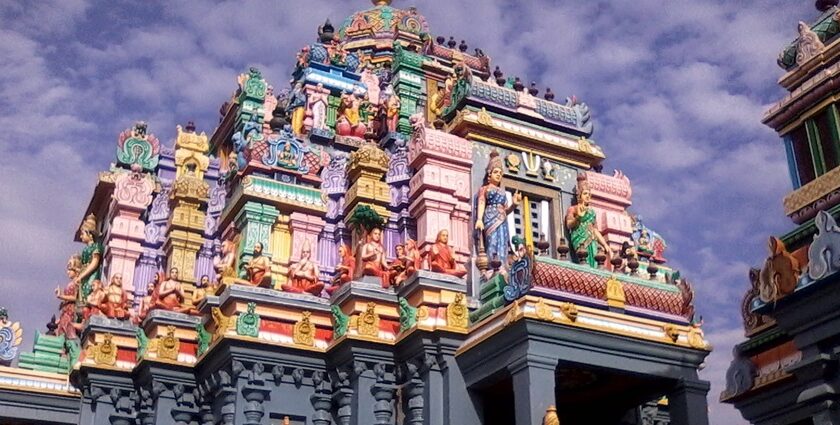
[0,366,79,397]
[782,164,840,221]
[447,108,604,170]
[458,296,710,356]
[218,175,327,231]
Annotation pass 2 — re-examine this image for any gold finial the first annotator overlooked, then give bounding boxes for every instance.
[372,0,392,6]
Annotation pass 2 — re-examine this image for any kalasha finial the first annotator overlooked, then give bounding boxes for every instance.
[529,81,539,96]
[372,0,392,5]
[494,66,505,86]
[318,19,335,43]
[513,77,524,92]
[436,35,445,44]
[185,121,196,133]
[459,40,468,52]
[447,36,457,49]
[816,0,838,12]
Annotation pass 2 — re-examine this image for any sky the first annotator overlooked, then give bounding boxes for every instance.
[0,0,819,423]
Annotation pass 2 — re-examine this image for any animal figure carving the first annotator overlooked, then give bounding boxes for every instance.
[758,236,800,303]
[808,210,840,280]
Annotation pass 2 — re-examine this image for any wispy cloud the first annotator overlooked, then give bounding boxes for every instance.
[0,1,819,423]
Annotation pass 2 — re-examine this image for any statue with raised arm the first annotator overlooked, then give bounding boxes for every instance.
[565,174,612,267]
[475,150,521,270]
[54,255,82,339]
[154,268,191,313]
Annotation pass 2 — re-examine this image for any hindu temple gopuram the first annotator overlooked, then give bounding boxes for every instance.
[0,1,712,424]
[722,1,840,424]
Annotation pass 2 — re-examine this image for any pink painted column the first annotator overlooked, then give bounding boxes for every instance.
[289,212,326,271]
[585,170,634,253]
[407,120,473,259]
[107,167,155,294]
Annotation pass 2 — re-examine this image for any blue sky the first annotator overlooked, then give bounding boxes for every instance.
[0,0,818,422]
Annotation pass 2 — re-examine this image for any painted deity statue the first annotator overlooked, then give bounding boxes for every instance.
[565,174,612,267]
[389,244,409,287]
[475,151,521,268]
[214,240,238,284]
[287,81,307,135]
[282,241,324,296]
[246,242,272,287]
[359,227,390,288]
[83,279,105,321]
[134,276,158,324]
[336,91,367,138]
[54,255,82,339]
[428,230,467,278]
[154,268,191,313]
[75,214,103,301]
[192,275,215,306]
[384,85,401,133]
[100,274,129,320]
[329,244,355,295]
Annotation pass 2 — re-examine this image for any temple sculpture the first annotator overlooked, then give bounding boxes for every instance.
[0,1,711,424]
[722,3,840,424]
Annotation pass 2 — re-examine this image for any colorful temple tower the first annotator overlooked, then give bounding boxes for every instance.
[722,1,840,424]
[0,1,711,424]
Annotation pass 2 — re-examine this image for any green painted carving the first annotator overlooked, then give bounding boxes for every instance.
[135,328,149,361]
[236,302,261,337]
[116,122,160,171]
[234,201,280,275]
[398,297,417,333]
[469,274,507,324]
[239,67,268,102]
[196,323,211,356]
[392,41,424,71]
[18,332,71,374]
[64,339,80,367]
[331,305,350,338]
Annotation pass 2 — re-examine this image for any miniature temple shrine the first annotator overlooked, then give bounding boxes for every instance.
[722,1,840,424]
[0,1,711,424]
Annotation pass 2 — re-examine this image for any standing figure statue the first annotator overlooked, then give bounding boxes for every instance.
[565,174,612,267]
[286,81,307,135]
[75,214,103,301]
[54,255,83,339]
[385,85,401,133]
[475,150,521,270]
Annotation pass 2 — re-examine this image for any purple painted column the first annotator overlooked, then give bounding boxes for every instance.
[387,145,412,256]
[320,153,349,282]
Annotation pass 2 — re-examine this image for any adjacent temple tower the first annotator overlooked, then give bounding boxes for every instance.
[722,1,840,424]
[0,1,710,424]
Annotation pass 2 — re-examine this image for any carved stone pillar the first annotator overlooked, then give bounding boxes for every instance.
[406,122,472,258]
[311,371,333,425]
[270,214,291,285]
[508,356,557,425]
[371,363,397,425]
[332,368,354,425]
[668,379,710,425]
[106,168,155,295]
[234,201,280,274]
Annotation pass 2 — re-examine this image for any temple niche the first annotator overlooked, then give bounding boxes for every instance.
[0,1,710,425]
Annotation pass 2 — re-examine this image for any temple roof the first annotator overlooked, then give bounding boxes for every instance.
[338,0,430,42]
